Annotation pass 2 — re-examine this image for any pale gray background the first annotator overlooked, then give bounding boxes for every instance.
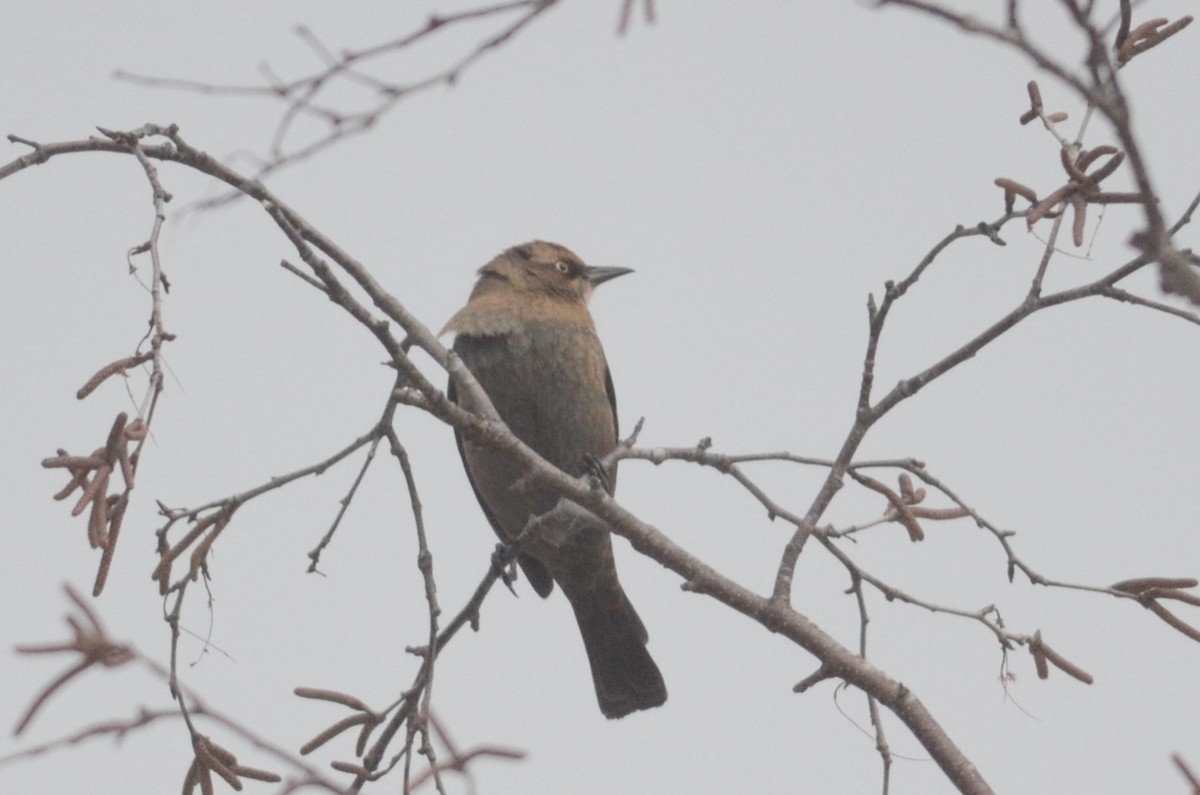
[3,2,1199,793]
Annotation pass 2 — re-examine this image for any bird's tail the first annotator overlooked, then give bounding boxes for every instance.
[564,582,667,719]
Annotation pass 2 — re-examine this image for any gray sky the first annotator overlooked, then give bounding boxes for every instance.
[3,2,1200,793]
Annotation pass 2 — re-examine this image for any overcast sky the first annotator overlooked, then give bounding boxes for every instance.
[3,2,1200,793]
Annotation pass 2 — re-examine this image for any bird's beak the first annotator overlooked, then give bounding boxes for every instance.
[585,266,634,286]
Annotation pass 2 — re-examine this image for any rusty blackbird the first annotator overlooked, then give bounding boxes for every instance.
[443,240,667,719]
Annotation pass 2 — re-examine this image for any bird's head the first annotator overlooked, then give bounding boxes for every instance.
[443,241,632,337]
[474,241,632,306]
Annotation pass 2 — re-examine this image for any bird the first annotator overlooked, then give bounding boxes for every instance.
[442,240,667,719]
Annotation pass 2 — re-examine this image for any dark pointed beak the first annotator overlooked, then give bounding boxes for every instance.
[585,266,634,286]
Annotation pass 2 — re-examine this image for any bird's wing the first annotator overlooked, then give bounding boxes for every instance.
[448,377,556,598]
[602,360,619,495]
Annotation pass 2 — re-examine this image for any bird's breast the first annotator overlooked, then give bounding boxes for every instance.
[453,321,616,479]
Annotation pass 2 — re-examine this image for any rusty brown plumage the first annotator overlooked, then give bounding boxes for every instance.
[443,240,666,719]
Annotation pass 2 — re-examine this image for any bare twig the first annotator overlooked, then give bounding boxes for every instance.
[113,1,563,195]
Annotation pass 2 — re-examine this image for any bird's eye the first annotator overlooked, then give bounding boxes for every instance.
[554,260,572,275]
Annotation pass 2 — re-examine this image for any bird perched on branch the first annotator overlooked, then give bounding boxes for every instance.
[443,240,666,719]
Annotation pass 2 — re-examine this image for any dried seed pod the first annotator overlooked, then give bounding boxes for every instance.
[1026,80,1043,111]
[1042,645,1094,684]
[1076,145,1119,171]
[1060,147,1086,182]
[1086,150,1126,185]
[994,178,1037,203]
[1146,601,1200,643]
[1027,184,1074,225]
[76,352,153,399]
[1112,576,1198,593]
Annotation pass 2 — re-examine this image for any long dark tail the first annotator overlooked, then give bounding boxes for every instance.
[564,582,667,719]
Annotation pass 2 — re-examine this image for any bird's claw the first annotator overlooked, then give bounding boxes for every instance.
[582,453,611,493]
[491,542,519,596]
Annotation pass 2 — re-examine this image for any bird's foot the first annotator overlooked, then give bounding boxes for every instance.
[491,542,519,596]
[581,453,611,493]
